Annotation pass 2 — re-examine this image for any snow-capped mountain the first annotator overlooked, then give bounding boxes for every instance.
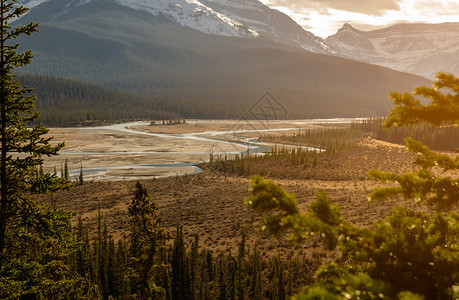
[16,0,459,79]
[200,0,328,53]
[17,0,327,52]
[114,0,258,37]
[325,23,459,79]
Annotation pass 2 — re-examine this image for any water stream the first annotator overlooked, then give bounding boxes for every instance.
[63,119,360,180]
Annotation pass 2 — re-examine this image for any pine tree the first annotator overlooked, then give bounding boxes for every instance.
[217,254,227,300]
[274,257,286,300]
[171,225,192,300]
[0,0,76,297]
[190,234,200,300]
[244,73,459,299]
[0,0,68,263]
[75,216,91,278]
[248,245,262,300]
[79,161,84,185]
[128,180,172,298]
[113,240,128,298]
[237,234,247,300]
[227,254,237,300]
[64,158,69,179]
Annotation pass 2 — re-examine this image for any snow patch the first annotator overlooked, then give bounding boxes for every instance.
[17,0,48,9]
[115,0,259,37]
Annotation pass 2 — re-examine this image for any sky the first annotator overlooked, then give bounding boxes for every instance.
[259,0,459,38]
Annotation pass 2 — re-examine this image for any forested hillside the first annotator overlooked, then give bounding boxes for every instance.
[21,70,431,127]
[19,74,180,126]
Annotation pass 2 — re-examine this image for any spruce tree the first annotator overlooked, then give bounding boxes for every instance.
[79,161,84,185]
[190,234,199,300]
[0,0,75,297]
[248,245,262,300]
[75,216,91,278]
[128,180,172,298]
[171,225,191,300]
[237,234,247,300]
[0,0,67,262]
[64,158,69,179]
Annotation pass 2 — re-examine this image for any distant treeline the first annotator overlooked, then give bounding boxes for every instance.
[17,67,427,127]
[17,74,183,126]
[16,74,253,126]
[352,118,459,151]
[18,74,446,133]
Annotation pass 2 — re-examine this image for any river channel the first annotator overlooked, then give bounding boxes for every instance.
[44,119,361,181]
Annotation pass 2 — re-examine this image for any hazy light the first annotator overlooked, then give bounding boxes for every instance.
[260,0,459,38]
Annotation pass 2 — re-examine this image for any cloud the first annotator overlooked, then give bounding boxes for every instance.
[412,0,459,16]
[263,0,401,16]
[261,0,459,38]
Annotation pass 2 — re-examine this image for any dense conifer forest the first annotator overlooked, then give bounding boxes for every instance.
[18,71,431,126]
[18,74,180,126]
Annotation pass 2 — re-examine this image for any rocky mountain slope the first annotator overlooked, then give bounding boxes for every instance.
[325,23,459,79]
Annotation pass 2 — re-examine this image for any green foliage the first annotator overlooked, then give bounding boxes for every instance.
[351,118,459,151]
[384,72,459,127]
[0,1,79,297]
[246,176,345,251]
[0,203,82,299]
[128,180,172,299]
[245,72,459,299]
[367,73,459,210]
[369,138,459,210]
[246,177,458,299]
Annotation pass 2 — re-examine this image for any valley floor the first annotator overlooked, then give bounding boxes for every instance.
[43,119,355,181]
[39,131,427,263]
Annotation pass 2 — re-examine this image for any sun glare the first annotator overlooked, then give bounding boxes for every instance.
[261,0,459,38]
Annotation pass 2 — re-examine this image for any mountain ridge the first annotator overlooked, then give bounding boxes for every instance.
[326,22,459,79]
[17,0,459,79]
[17,0,328,53]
